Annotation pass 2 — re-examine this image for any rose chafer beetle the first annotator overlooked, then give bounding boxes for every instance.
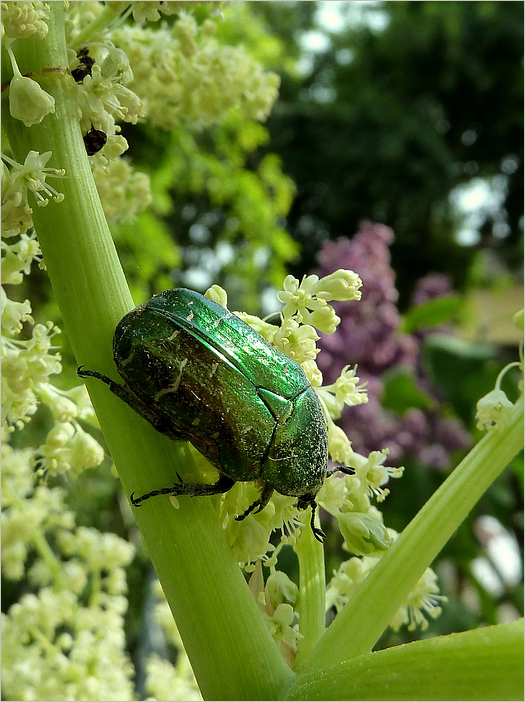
[78,288,353,541]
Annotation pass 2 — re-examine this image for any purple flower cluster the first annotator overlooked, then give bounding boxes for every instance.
[316,222,471,468]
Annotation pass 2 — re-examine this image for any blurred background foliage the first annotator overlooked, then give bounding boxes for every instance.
[11,0,523,656]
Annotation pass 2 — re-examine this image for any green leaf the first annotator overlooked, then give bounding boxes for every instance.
[402,295,462,334]
[421,334,499,421]
[382,367,435,414]
[285,620,524,700]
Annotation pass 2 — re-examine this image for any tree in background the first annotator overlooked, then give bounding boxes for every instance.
[256,1,523,305]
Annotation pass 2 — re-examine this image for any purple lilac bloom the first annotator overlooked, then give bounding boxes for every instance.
[316,221,471,469]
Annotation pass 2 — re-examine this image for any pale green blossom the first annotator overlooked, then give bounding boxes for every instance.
[146,654,202,701]
[1,232,42,283]
[76,54,144,136]
[2,320,62,427]
[476,386,515,432]
[35,421,105,477]
[2,150,65,209]
[475,340,522,431]
[317,365,368,417]
[205,283,229,307]
[277,270,362,330]
[301,358,323,387]
[273,317,320,365]
[1,288,33,333]
[248,563,302,666]
[326,533,447,633]
[92,157,152,222]
[326,421,354,465]
[129,1,190,24]
[2,432,135,701]
[389,565,446,632]
[111,20,280,130]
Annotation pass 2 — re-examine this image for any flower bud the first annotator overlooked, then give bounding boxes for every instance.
[205,284,228,307]
[315,269,362,301]
[9,73,55,127]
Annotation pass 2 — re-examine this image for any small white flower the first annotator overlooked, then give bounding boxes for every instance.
[273,317,319,364]
[2,151,65,207]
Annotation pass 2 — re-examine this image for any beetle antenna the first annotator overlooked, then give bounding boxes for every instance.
[326,465,355,479]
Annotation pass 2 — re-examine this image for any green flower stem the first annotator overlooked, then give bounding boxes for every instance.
[70,4,125,48]
[294,514,326,666]
[3,7,293,700]
[293,394,524,679]
[285,620,524,700]
[31,528,65,589]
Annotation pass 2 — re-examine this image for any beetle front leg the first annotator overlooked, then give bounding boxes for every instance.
[234,483,274,522]
[308,500,326,543]
[297,494,326,542]
[130,473,236,507]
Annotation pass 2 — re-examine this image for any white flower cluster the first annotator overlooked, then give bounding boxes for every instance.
[1,152,104,474]
[1,137,114,702]
[110,14,280,130]
[326,530,447,633]
[58,2,278,221]
[1,431,136,700]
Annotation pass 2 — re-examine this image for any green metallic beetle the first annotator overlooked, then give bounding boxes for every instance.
[78,288,353,541]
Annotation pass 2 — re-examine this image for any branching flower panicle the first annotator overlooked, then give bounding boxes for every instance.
[326,531,447,633]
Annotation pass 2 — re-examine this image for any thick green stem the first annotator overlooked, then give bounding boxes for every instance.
[3,7,293,699]
[294,511,326,667]
[290,395,523,683]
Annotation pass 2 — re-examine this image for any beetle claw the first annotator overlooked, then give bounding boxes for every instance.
[130,492,142,507]
[312,526,326,543]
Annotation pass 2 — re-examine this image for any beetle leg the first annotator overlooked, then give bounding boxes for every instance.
[234,483,274,522]
[326,465,356,478]
[77,366,187,441]
[309,501,327,543]
[297,495,326,542]
[130,473,235,507]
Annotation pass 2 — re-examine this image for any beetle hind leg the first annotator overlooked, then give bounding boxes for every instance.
[235,483,274,522]
[130,473,235,507]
